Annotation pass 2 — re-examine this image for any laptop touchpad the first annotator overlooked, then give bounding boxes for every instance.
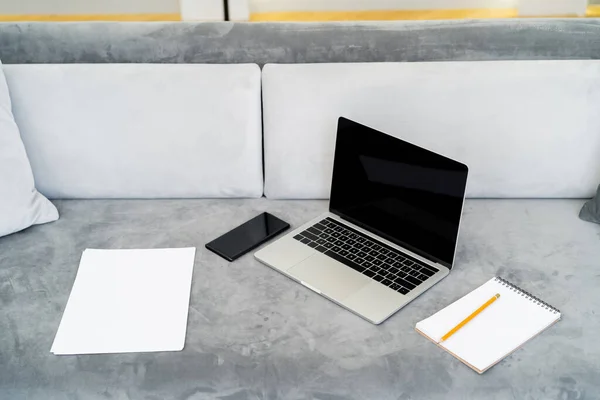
[288,253,370,301]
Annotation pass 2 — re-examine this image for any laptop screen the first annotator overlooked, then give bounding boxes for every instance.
[329,118,468,269]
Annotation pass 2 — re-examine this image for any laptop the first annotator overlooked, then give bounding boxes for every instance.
[255,117,469,324]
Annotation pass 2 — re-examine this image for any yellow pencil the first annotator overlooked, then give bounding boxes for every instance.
[440,293,500,343]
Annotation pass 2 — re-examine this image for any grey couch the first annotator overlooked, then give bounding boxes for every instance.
[1,20,600,400]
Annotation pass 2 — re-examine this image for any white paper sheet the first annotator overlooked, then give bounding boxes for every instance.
[51,248,196,355]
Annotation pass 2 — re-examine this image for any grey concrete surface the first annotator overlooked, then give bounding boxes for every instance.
[1,198,598,399]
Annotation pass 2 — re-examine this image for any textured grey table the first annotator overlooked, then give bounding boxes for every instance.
[1,198,599,399]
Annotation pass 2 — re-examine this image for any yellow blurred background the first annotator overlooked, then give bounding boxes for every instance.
[0,0,597,22]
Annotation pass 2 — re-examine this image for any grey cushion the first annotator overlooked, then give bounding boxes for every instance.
[1,198,599,398]
[579,184,600,224]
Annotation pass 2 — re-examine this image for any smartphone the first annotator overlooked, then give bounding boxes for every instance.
[205,212,290,261]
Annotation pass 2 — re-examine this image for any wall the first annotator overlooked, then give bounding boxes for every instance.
[249,0,520,20]
[0,0,181,20]
[0,0,596,21]
[249,0,593,20]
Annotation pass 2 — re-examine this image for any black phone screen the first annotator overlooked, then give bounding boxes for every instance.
[205,212,290,261]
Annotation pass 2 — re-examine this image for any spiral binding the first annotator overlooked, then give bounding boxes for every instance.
[494,277,561,314]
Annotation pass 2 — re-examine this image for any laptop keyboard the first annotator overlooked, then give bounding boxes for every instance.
[293,217,439,295]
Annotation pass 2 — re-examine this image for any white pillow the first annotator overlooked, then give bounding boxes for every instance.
[0,61,58,237]
[4,64,263,199]
[262,61,600,199]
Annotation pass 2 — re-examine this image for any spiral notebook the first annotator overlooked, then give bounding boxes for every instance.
[416,277,561,374]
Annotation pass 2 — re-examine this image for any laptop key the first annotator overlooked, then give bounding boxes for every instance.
[294,234,303,241]
[398,287,410,295]
[347,239,356,246]
[363,270,375,278]
[358,251,368,258]
[316,238,326,245]
[379,248,389,255]
[405,275,421,286]
[300,238,311,245]
[355,258,364,264]
[372,244,382,251]
[376,254,386,260]
[363,262,373,269]
[356,237,366,243]
[333,226,343,232]
[339,250,349,256]
[390,283,401,291]
[347,254,357,261]
[419,269,435,278]
[373,275,384,282]
[302,231,318,241]
[348,248,359,254]
[365,255,375,262]
[420,266,438,276]
[323,242,333,249]
[382,279,393,286]
[315,246,327,253]
[373,259,383,266]
[371,266,381,273]
[395,277,416,290]
[331,232,341,238]
[307,227,321,235]
[418,273,428,281]
[383,269,396,278]
[334,240,343,246]
[342,244,351,250]
[306,241,318,248]
[325,250,365,273]
[368,250,378,256]
[332,246,341,252]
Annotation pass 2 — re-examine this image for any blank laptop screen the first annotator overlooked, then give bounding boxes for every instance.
[329,118,468,269]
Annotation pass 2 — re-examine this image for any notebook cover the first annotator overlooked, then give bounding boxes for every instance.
[416,318,560,374]
[416,276,561,373]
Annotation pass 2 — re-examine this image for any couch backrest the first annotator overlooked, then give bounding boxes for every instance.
[1,20,600,65]
[4,63,263,199]
[262,61,600,199]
